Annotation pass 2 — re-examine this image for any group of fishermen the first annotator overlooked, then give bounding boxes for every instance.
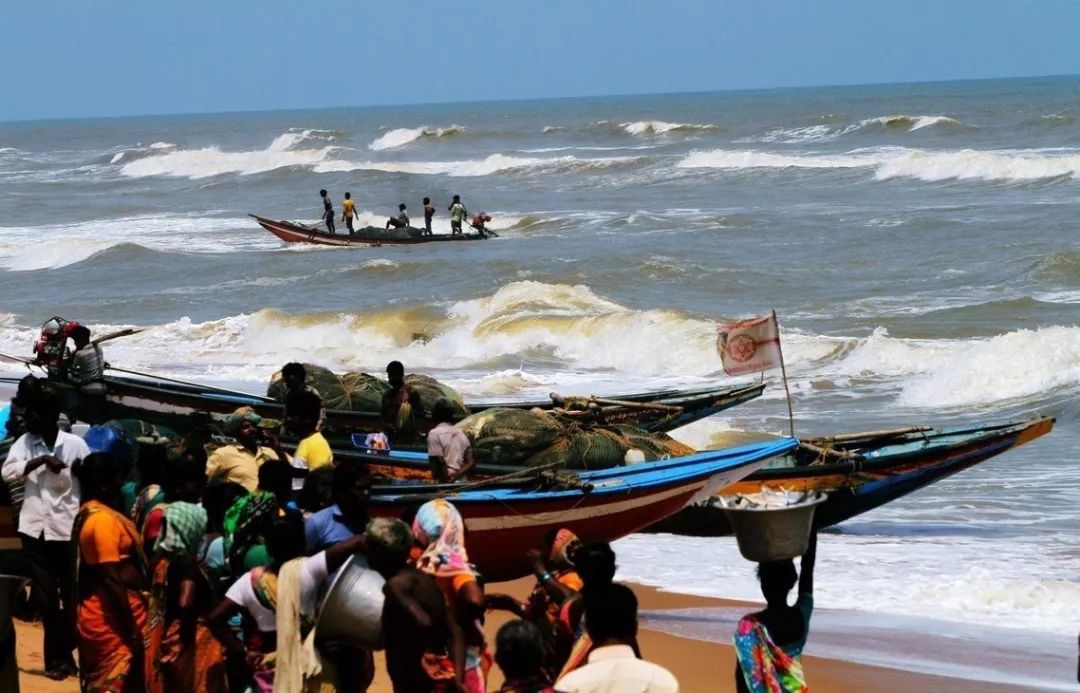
[318,190,493,237]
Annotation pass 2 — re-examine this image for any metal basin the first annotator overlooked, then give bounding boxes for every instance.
[315,555,385,650]
[722,492,826,562]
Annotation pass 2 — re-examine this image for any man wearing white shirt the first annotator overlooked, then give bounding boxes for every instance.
[1,391,89,681]
[556,583,679,693]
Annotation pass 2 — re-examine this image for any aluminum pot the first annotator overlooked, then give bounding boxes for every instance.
[315,555,385,650]
[722,492,826,562]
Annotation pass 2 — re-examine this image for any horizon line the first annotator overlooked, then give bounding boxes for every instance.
[2,72,1078,126]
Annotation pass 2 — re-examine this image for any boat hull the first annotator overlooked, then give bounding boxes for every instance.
[645,418,1054,536]
[367,438,796,580]
[251,215,487,246]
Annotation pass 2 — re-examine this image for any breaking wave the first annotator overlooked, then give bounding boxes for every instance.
[316,153,641,177]
[749,115,971,144]
[0,282,1072,410]
[368,125,466,151]
[620,120,717,136]
[0,215,255,270]
[678,146,1080,182]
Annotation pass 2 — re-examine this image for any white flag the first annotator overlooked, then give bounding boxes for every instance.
[716,314,782,376]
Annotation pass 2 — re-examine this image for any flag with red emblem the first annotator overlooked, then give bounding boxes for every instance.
[715,314,782,376]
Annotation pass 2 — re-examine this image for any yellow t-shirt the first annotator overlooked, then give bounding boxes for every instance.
[294,432,333,472]
[342,199,357,218]
[205,444,280,493]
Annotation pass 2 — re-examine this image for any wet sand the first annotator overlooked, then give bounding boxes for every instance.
[15,579,1029,692]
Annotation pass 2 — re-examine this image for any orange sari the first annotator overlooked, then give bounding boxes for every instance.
[75,499,161,693]
[151,558,228,692]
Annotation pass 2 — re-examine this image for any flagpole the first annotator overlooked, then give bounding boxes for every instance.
[773,310,796,438]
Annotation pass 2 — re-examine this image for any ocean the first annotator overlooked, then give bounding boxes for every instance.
[1,75,1078,683]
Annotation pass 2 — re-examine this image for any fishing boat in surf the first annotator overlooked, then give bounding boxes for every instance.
[0,371,763,441]
[645,417,1055,536]
[251,214,488,246]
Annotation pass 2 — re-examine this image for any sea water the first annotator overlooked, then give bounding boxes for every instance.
[1,76,1077,684]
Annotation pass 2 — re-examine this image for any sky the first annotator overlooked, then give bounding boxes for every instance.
[3,0,1080,121]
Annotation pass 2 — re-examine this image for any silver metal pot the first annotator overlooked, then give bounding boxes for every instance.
[722,492,826,562]
[315,555,386,650]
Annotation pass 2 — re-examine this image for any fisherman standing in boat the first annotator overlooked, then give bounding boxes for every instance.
[381,360,424,442]
[64,325,107,424]
[423,196,436,236]
[279,362,325,431]
[427,397,475,483]
[385,202,410,230]
[342,191,358,235]
[320,188,335,234]
[449,194,467,236]
[470,211,492,238]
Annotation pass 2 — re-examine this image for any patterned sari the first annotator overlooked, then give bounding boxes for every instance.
[413,499,491,693]
[74,499,161,693]
[149,502,228,693]
[733,616,809,693]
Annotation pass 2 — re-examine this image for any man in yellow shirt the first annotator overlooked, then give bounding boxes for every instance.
[205,409,286,492]
[342,192,359,235]
[286,390,333,490]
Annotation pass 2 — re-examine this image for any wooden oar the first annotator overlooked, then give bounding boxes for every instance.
[469,222,498,238]
[550,393,682,413]
[91,327,144,346]
[104,365,274,402]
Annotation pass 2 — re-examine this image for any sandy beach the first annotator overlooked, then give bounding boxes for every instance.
[14,578,1033,693]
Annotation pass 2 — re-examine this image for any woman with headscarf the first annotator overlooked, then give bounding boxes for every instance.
[148,453,228,692]
[223,459,295,575]
[487,529,583,672]
[72,452,161,692]
[412,499,489,692]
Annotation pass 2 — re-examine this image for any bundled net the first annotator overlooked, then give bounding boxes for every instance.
[352,225,422,241]
[267,364,390,412]
[458,409,695,470]
[404,374,469,418]
[456,407,566,466]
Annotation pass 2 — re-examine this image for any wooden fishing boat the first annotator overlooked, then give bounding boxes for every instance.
[645,418,1055,536]
[251,215,488,246]
[365,437,797,580]
[0,373,761,441]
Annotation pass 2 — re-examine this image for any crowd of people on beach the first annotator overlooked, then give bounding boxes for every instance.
[1,357,820,692]
[318,190,492,237]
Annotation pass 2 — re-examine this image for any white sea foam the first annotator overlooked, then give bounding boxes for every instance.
[897,326,1080,408]
[678,146,1080,182]
[621,120,716,136]
[0,215,258,270]
[748,115,970,144]
[0,281,1068,412]
[615,530,1080,635]
[315,153,639,177]
[677,149,871,170]
[368,125,466,151]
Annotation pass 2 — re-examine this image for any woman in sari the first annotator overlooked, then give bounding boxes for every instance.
[223,459,294,574]
[73,452,160,693]
[733,531,817,693]
[412,499,490,693]
[487,529,583,673]
[149,454,228,692]
[208,509,366,692]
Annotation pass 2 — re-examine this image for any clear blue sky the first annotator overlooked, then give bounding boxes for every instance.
[4,0,1080,121]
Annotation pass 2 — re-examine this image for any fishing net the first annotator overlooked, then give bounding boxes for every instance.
[352,225,423,241]
[404,374,469,418]
[267,364,390,412]
[456,407,565,466]
[458,409,695,469]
